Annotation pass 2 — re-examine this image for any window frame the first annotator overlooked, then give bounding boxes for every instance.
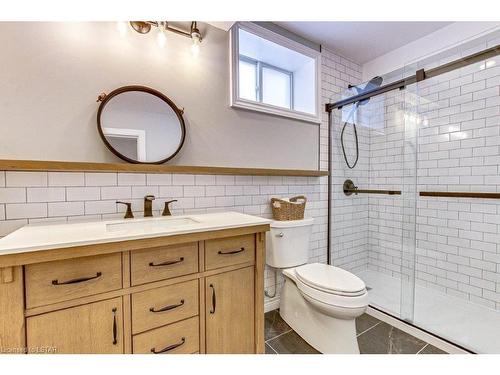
[238,55,259,102]
[230,22,321,124]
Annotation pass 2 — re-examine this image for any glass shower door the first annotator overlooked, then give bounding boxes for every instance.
[403,31,500,353]
[329,74,416,321]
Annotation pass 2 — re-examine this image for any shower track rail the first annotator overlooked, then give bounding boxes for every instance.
[420,191,500,199]
[325,44,500,111]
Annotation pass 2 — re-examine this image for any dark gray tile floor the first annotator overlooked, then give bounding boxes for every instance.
[265,309,447,354]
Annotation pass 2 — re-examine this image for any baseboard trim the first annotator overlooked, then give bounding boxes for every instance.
[366,306,472,354]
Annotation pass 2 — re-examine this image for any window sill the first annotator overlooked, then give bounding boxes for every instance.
[231,99,321,125]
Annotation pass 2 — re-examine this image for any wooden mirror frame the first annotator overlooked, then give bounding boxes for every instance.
[96,85,186,164]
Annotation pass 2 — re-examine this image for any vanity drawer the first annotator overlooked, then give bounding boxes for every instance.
[131,279,199,334]
[133,316,199,354]
[131,242,199,286]
[25,253,122,309]
[205,234,255,271]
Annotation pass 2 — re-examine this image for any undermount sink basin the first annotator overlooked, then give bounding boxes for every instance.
[106,217,199,232]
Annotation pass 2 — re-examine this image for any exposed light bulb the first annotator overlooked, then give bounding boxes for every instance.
[116,21,128,37]
[157,28,167,48]
[191,38,200,57]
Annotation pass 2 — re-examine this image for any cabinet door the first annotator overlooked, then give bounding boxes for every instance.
[27,297,123,354]
[205,266,255,353]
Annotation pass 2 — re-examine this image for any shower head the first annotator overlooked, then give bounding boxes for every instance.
[353,76,383,106]
[340,75,384,170]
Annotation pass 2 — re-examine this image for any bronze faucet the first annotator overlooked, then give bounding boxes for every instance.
[162,199,178,216]
[116,201,134,219]
[144,195,155,217]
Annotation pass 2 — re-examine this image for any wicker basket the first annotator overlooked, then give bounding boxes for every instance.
[270,195,307,221]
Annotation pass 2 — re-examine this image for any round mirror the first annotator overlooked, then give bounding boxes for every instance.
[97,86,186,164]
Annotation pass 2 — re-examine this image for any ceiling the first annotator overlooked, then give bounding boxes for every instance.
[277,22,453,63]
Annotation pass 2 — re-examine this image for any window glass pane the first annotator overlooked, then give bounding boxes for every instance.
[262,66,291,109]
[238,59,257,101]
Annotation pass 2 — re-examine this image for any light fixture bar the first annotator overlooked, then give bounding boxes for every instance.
[130,21,202,41]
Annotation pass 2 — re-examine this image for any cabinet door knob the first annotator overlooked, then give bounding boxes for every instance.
[209,284,216,314]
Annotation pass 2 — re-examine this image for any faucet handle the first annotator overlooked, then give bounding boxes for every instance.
[162,199,178,216]
[116,201,134,219]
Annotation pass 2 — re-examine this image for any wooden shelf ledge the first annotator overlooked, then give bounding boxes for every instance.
[0,159,329,177]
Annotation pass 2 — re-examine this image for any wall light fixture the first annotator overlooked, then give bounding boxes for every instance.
[129,21,203,55]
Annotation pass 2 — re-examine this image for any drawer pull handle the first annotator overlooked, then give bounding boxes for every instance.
[149,257,184,267]
[151,337,185,354]
[209,284,216,314]
[218,247,245,255]
[150,299,185,313]
[112,308,118,345]
[51,272,102,286]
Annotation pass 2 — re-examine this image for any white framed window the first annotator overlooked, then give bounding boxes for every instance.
[230,22,321,124]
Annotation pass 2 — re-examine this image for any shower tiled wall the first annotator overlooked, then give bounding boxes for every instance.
[364,90,410,279]
[362,54,500,310]
[323,49,366,273]
[414,55,500,310]
[0,47,361,310]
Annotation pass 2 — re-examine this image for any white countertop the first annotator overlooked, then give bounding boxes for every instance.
[0,212,271,256]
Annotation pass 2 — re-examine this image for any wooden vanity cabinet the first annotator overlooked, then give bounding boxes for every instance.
[205,266,255,353]
[27,297,124,354]
[0,226,268,354]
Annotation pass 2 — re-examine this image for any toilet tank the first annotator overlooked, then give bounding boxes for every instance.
[266,218,314,268]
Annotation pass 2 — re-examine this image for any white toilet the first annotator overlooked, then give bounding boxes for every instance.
[266,218,369,354]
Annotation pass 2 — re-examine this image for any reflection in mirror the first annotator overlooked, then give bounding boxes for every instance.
[97,87,185,164]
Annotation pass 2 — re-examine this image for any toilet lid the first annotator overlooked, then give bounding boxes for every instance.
[295,263,366,296]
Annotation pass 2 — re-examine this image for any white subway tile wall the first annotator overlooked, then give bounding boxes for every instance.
[6,172,47,187]
[323,49,367,273]
[48,172,85,187]
[361,54,500,310]
[414,56,500,310]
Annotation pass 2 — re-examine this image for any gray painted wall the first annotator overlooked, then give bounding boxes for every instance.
[0,22,319,169]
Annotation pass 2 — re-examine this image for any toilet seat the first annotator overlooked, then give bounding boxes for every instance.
[283,264,369,309]
[295,263,367,296]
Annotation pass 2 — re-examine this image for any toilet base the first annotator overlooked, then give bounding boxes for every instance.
[279,275,363,354]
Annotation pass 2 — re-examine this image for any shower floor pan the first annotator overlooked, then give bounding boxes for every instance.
[356,269,500,354]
